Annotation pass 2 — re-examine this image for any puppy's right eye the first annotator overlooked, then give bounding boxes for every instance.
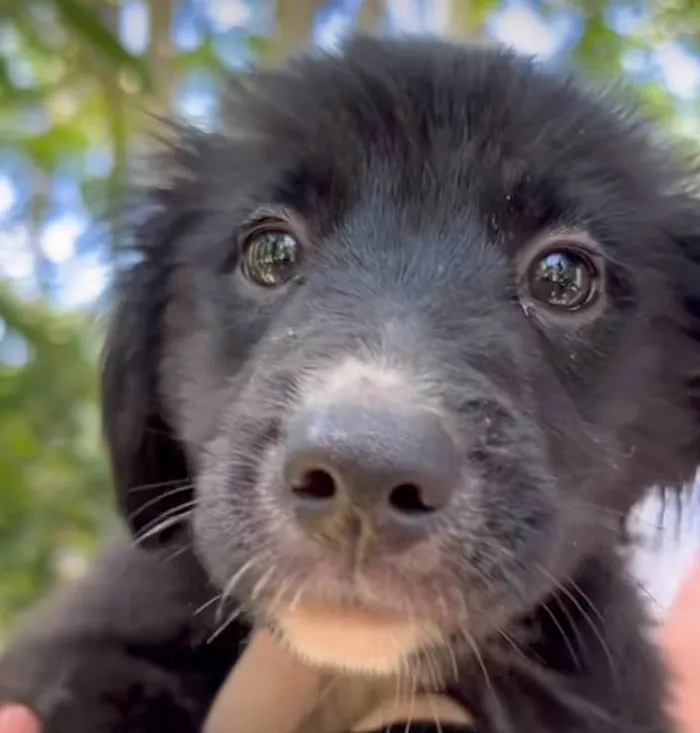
[520,232,605,318]
[527,249,598,311]
[240,224,303,287]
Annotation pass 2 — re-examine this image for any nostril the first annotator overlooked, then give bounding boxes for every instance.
[388,483,437,516]
[291,468,337,503]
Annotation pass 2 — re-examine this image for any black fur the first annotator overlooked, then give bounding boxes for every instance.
[3,35,700,733]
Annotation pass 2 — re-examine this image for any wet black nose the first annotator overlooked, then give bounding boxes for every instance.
[282,402,458,540]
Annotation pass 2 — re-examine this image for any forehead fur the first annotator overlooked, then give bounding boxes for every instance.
[151,35,691,253]
[224,36,636,164]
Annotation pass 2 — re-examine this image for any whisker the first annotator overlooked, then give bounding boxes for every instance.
[564,576,607,627]
[539,597,582,669]
[272,572,299,613]
[216,557,260,624]
[194,593,223,618]
[163,542,192,565]
[135,498,198,535]
[422,646,442,695]
[402,672,417,733]
[427,694,445,733]
[533,562,620,694]
[442,631,460,684]
[390,670,404,732]
[278,556,324,612]
[128,478,193,493]
[562,497,666,535]
[625,572,663,616]
[459,625,494,698]
[127,484,194,523]
[207,605,245,645]
[223,557,260,602]
[496,628,530,662]
[251,564,277,605]
[133,504,196,546]
[498,651,619,727]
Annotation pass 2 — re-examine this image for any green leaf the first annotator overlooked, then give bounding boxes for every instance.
[569,12,626,77]
[21,124,90,172]
[50,0,152,92]
[246,33,272,60]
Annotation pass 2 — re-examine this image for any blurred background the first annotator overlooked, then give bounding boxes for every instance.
[2,0,700,644]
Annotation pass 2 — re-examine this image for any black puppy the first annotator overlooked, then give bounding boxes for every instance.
[2,34,700,733]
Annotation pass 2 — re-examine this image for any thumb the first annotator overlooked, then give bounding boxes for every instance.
[0,705,41,733]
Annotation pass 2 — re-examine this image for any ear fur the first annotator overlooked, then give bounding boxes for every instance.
[100,119,236,544]
[100,185,193,545]
[669,194,700,480]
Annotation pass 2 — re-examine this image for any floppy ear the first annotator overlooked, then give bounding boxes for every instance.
[100,205,192,546]
[667,192,700,481]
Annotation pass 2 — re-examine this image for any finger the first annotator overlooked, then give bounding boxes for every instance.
[0,705,41,733]
[661,557,700,733]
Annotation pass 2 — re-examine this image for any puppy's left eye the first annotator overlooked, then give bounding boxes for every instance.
[241,226,303,287]
[526,248,600,311]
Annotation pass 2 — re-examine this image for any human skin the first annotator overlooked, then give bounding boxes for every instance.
[661,557,700,733]
[0,704,40,733]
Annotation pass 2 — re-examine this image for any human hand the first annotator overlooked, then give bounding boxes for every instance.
[661,557,700,733]
[0,705,41,733]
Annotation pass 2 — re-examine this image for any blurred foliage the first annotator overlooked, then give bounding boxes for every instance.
[0,282,112,630]
[2,0,700,638]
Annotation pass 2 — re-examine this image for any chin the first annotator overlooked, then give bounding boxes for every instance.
[269,601,443,676]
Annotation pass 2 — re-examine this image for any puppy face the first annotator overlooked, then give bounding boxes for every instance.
[103,37,700,677]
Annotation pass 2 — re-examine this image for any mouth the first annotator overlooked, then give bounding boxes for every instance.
[268,600,443,676]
